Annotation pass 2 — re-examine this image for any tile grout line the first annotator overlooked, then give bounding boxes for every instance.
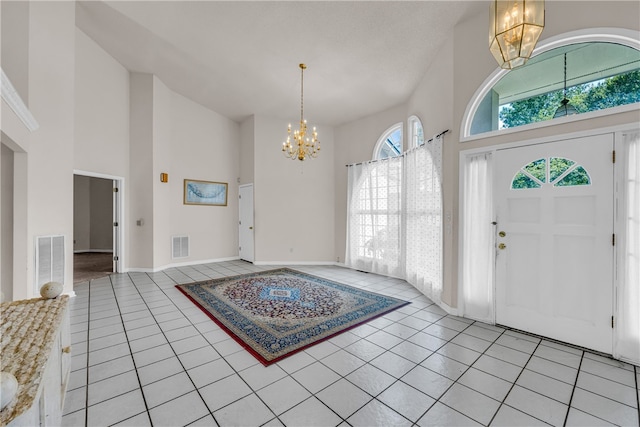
[562,350,585,426]
[485,331,544,426]
[408,322,507,426]
[134,270,223,425]
[83,281,91,427]
[106,273,154,426]
[636,364,640,425]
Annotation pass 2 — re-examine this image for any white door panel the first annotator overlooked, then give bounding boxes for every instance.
[495,134,614,354]
[239,184,255,262]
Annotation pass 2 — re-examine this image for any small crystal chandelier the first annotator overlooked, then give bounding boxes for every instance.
[489,0,545,69]
[282,64,320,161]
[553,53,578,118]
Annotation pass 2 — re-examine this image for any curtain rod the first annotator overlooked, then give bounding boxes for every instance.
[345,129,449,167]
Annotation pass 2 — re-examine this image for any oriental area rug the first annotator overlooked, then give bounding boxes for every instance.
[176,268,410,365]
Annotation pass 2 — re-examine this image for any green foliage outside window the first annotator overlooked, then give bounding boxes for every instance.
[511,157,591,189]
[500,70,640,128]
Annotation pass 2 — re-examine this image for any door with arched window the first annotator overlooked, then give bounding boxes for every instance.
[494,134,614,353]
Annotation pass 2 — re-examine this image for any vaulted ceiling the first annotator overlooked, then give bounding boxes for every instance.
[76,1,485,126]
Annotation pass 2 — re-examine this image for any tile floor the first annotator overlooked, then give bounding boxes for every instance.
[61,261,640,427]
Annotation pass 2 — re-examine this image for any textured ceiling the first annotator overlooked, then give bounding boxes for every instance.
[76,1,485,126]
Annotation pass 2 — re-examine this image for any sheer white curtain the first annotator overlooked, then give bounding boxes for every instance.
[615,131,640,365]
[404,137,443,303]
[460,152,495,323]
[346,157,403,278]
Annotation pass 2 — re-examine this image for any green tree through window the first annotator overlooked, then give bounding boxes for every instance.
[511,157,591,189]
[500,70,640,128]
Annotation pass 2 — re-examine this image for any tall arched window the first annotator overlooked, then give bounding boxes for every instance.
[462,30,640,140]
[408,115,425,148]
[373,123,403,160]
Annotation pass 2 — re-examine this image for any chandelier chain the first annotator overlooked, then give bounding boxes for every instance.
[300,65,304,124]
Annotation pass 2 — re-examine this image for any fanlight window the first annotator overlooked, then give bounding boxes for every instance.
[511,157,591,189]
[374,124,403,160]
[470,41,640,136]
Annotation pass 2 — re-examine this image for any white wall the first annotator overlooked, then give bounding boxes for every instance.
[240,116,255,185]
[1,144,14,301]
[1,1,29,102]
[164,90,241,266]
[129,73,155,269]
[152,76,173,267]
[74,29,130,178]
[25,2,76,298]
[254,115,335,263]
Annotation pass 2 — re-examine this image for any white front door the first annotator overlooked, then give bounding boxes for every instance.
[239,184,255,262]
[494,134,614,354]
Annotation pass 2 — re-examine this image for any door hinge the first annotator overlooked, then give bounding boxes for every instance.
[239,195,242,199]
[612,150,616,163]
[611,316,614,328]
[239,246,241,251]
[114,222,118,227]
[612,234,616,246]
[113,256,119,261]
[113,187,119,193]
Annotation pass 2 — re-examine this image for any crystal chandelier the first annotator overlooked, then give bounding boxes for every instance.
[490,0,545,69]
[282,64,320,161]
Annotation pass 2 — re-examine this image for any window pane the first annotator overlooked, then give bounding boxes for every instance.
[470,42,640,136]
[550,157,575,183]
[555,166,591,186]
[524,159,546,183]
[512,171,541,189]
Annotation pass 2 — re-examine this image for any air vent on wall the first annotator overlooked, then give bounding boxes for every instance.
[35,235,65,293]
[172,236,189,259]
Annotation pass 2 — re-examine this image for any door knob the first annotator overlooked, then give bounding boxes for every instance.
[498,231,506,237]
[498,243,507,250]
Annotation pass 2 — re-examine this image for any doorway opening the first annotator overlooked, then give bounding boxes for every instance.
[73,172,123,283]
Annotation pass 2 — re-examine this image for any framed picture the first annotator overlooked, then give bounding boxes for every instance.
[183,179,228,206]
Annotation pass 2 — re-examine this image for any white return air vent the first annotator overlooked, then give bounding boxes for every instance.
[35,235,65,293]
[172,236,189,259]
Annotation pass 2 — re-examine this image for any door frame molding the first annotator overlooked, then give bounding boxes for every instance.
[73,169,125,273]
[458,122,637,327]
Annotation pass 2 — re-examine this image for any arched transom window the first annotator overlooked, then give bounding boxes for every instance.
[465,34,640,138]
[374,123,403,160]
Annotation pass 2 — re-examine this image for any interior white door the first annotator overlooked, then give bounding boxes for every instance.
[494,134,614,354]
[239,184,255,262]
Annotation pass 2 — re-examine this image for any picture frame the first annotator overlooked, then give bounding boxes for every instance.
[183,179,228,206]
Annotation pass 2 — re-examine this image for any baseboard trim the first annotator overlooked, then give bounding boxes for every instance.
[439,300,458,316]
[126,256,241,273]
[253,261,338,266]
